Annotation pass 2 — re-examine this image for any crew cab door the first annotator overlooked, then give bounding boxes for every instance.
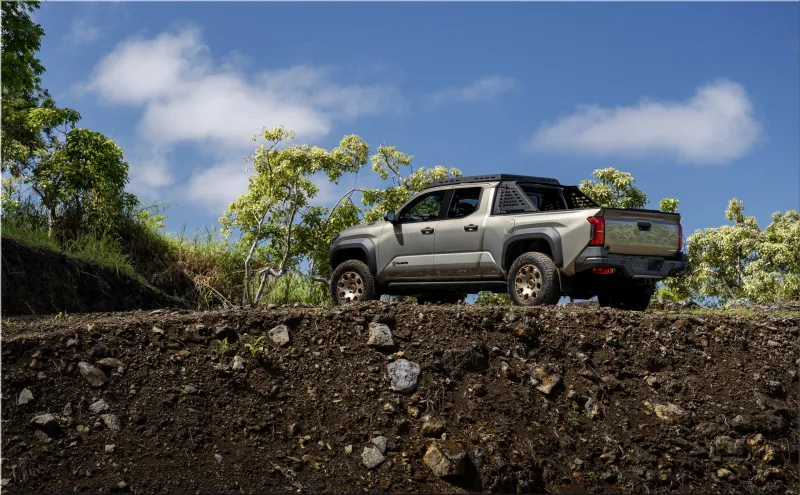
[377,190,447,280]
[433,186,486,278]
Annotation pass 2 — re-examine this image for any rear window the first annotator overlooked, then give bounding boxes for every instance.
[519,185,566,211]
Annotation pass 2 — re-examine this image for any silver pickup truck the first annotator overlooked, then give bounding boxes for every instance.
[329,174,686,310]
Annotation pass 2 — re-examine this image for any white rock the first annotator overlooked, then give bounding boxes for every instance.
[268,325,291,347]
[387,359,420,394]
[89,399,109,414]
[367,323,394,351]
[371,435,388,454]
[17,388,34,405]
[361,446,385,469]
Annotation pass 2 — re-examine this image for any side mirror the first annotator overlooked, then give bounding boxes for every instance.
[384,210,396,223]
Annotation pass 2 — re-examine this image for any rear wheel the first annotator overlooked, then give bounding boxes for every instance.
[507,252,561,307]
[330,260,378,305]
[597,285,654,311]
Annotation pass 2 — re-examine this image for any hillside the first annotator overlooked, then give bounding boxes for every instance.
[1,302,797,493]
[1,236,184,317]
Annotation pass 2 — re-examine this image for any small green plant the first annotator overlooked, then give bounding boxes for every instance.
[243,335,267,358]
[215,337,234,359]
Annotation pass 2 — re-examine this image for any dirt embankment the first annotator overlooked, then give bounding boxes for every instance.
[1,303,798,493]
[1,237,183,317]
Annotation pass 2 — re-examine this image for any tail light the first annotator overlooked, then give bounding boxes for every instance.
[592,267,615,275]
[678,223,683,251]
[587,217,605,246]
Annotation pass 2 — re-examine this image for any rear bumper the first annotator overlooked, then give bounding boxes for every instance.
[574,246,686,280]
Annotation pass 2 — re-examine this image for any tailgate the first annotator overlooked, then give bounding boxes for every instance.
[601,208,681,257]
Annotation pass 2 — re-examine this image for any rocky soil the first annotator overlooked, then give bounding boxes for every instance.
[1,303,798,493]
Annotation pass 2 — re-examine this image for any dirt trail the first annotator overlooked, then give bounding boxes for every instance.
[2,303,798,493]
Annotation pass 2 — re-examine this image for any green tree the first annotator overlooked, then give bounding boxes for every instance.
[220,126,369,305]
[661,199,800,306]
[1,0,81,177]
[28,126,134,238]
[579,167,678,212]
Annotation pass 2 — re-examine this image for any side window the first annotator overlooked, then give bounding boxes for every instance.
[520,185,566,212]
[397,191,446,223]
[446,187,482,219]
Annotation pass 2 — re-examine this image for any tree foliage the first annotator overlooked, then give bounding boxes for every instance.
[220,126,369,305]
[29,127,134,238]
[662,199,800,306]
[579,167,678,213]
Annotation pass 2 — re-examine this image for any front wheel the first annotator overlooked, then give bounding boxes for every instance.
[598,286,654,311]
[330,260,378,305]
[507,252,561,307]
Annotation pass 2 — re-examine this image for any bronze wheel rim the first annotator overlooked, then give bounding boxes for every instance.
[515,264,542,301]
[337,271,364,303]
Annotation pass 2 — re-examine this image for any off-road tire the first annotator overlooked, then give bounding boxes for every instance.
[416,293,465,305]
[330,260,378,305]
[507,252,561,307]
[598,286,654,312]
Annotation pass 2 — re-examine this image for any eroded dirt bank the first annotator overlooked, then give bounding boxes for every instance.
[1,237,183,317]
[1,303,798,493]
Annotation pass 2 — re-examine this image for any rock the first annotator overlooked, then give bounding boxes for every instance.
[766,340,780,348]
[89,399,110,414]
[34,430,52,443]
[530,366,563,395]
[423,443,466,478]
[66,338,77,347]
[96,358,124,370]
[1,479,10,487]
[184,385,198,395]
[101,414,121,432]
[76,425,91,438]
[63,402,73,416]
[499,362,516,380]
[371,435,388,454]
[214,453,223,464]
[344,445,353,455]
[17,388,34,405]
[78,362,107,387]
[367,323,395,351]
[387,359,420,394]
[30,413,60,436]
[732,413,786,434]
[443,343,489,372]
[361,446,385,469]
[214,326,238,343]
[29,359,42,370]
[714,436,746,456]
[152,326,165,335]
[716,468,733,480]
[117,481,129,491]
[105,444,116,453]
[232,355,246,371]
[421,415,445,438]
[599,451,617,463]
[268,325,291,347]
[585,397,602,419]
[645,376,659,388]
[653,403,691,425]
[88,343,111,359]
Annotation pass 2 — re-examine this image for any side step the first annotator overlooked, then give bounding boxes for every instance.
[385,280,507,295]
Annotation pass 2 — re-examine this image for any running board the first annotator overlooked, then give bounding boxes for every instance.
[385,280,507,294]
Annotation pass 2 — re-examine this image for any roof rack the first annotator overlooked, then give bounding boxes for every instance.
[425,174,560,189]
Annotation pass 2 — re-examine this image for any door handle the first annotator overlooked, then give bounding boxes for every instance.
[464,224,478,232]
[420,227,434,235]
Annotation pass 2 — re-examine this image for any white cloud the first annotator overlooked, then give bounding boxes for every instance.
[82,25,401,212]
[126,150,175,201]
[185,161,252,213]
[432,75,516,104]
[526,80,761,165]
[66,16,101,46]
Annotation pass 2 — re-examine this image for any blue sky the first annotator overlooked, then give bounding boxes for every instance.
[33,1,799,239]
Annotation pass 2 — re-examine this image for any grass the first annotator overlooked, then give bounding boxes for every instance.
[647,306,800,319]
[2,218,139,279]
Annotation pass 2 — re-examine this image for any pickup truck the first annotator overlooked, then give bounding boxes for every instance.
[328,174,686,311]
